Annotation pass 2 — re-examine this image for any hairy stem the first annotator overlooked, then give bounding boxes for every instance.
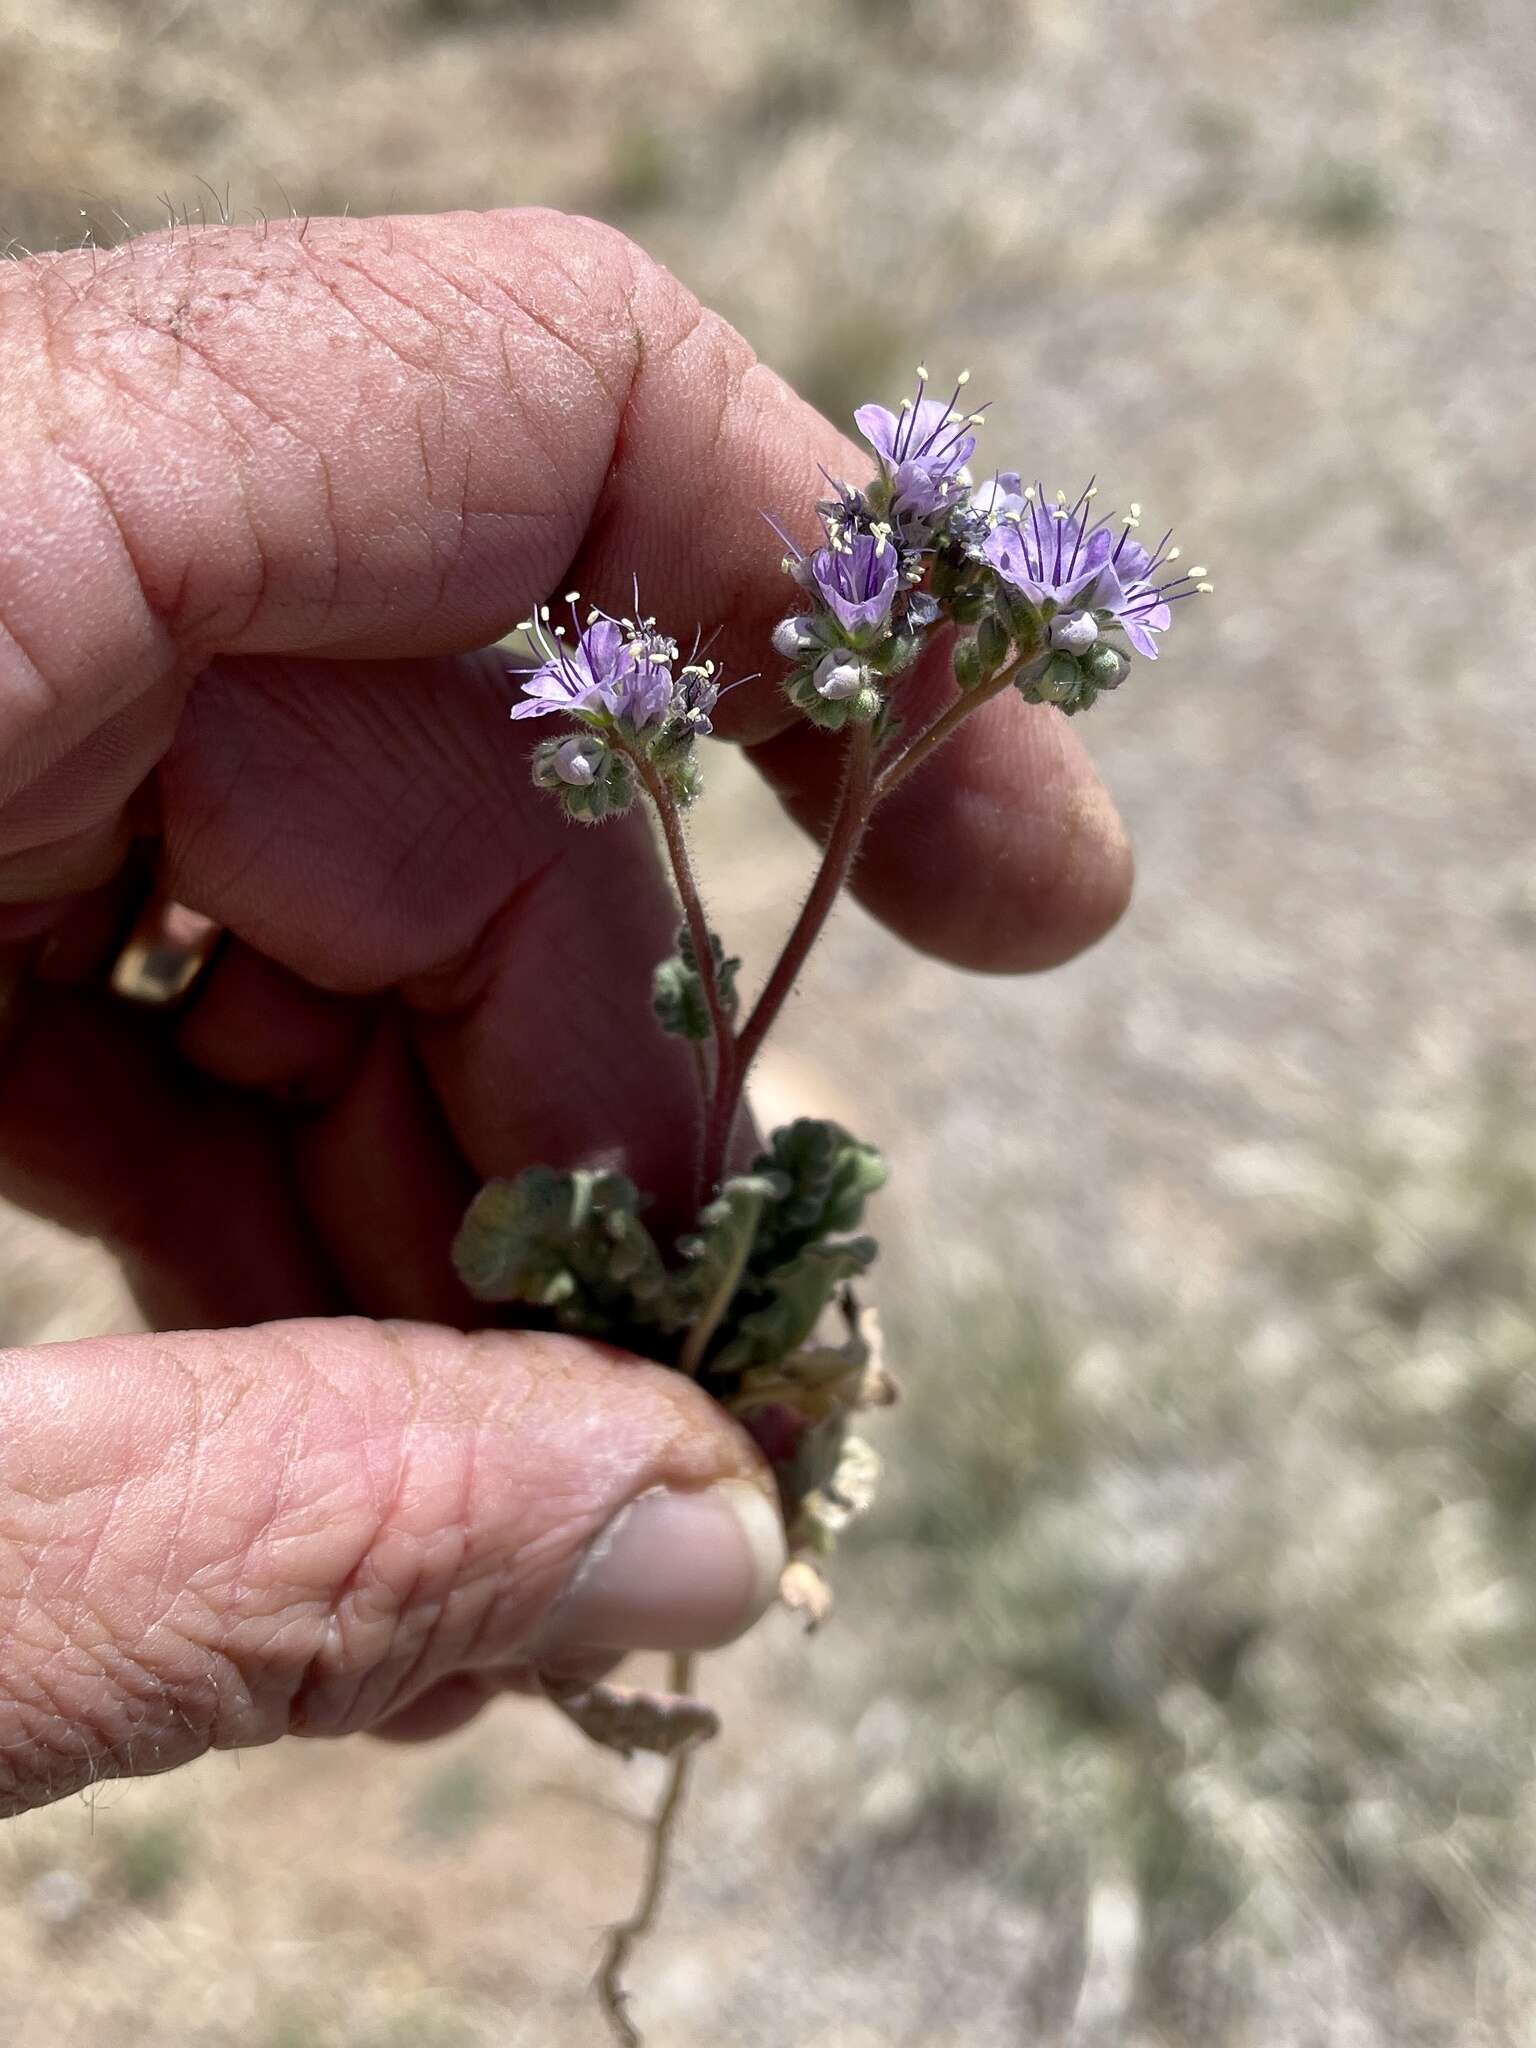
[597,1651,699,2047]
[676,1184,769,1379]
[631,753,739,1202]
[708,717,877,1187]
[873,648,1032,801]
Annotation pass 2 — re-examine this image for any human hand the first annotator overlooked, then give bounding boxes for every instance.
[0,209,1131,1814]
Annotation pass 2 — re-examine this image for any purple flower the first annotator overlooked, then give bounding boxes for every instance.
[511,604,673,731]
[674,662,720,736]
[981,480,1209,661]
[856,371,980,520]
[808,532,899,642]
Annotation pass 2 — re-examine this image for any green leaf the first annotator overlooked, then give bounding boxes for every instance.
[652,924,741,1040]
[452,1167,670,1338]
[711,1236,878,1377]
[749,1120,888,1269]
[665,1171,787,1368]
[667,1173,783,1322]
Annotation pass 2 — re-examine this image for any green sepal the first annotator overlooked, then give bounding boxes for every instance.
[652,924,741,1040]
[784,671,882,730]
[559,751,637,823]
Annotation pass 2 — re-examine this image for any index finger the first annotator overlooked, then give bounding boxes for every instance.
[0,207,1129,965]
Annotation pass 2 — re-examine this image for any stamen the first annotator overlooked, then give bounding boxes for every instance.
[1064,477,1098,580]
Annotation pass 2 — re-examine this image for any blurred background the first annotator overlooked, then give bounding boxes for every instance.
[4,0,1536,2040]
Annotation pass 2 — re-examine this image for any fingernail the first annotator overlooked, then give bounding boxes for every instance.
[538,1480,787,1655]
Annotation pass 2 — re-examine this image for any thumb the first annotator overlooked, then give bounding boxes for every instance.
[0,1316,786,1816]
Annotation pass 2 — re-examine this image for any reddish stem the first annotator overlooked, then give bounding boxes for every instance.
[873,657,1024,801]
[632,752,738,1206]
[708,718,876,1188]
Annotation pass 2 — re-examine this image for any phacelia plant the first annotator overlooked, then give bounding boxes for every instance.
[453,368,1209,2039]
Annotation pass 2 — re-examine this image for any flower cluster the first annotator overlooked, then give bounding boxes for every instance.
[512,597,723,819]
[508,370,1208,781]
[767,369,1210,722]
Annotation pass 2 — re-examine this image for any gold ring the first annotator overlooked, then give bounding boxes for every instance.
[110,895,224,1007]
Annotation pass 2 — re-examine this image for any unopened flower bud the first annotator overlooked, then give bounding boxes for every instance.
[533,733,609,791]
[1049,609,1098,655]
[995,582,1043,645]
[1038,651,1082,705]
[554,735,603,785]
[773,615,822,661]
[1082,644,1127,690]
[814,651,870,702]
[977,613,1011,673]
[952,636,984,692]
[563,750,637,822]
[869,631,919,677]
